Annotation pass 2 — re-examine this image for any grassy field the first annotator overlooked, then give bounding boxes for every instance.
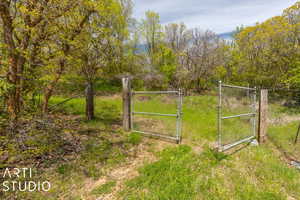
[11,94,300,200]
[267,102,300,160]
[119,94,300,200]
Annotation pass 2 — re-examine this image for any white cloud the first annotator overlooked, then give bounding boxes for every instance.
[132,0,298,33]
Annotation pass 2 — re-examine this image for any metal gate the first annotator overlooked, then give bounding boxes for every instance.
[131,89,183,143]
[218,81,257,151]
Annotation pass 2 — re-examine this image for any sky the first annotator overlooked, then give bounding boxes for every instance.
[132,0,298,34]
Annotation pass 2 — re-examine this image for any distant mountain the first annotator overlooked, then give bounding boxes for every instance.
[218,31,235,40]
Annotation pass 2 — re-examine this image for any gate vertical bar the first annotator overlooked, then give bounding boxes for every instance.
[122,77,131,131]
[218,81,222,151]
[295,123,300,144]
[252,87,257,137]
[179,89,183,142]
[130,90,134,131]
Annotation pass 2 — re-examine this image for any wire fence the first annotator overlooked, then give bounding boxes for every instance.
[131,90,183,142]
[218,82,257,151]
[266,89,300,161]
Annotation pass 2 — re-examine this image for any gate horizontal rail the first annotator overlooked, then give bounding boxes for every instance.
[221,84,256,91]
[131,89,183,143]
[222,113,256,120]
[133,130,179,141]
[133,111,178,117]
[221,136,255,151]
[132,91,179,94]
[218,81,257,151]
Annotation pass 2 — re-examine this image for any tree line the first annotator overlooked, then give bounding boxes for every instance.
[1,0,300,122]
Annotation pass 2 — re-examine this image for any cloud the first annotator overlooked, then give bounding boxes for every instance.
[132,0,298,33]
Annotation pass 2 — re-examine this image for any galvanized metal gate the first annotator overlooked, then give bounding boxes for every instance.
[131,90,183,143]
[218,81,257,151]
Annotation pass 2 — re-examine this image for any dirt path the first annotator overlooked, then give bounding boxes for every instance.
[76,139,175,200]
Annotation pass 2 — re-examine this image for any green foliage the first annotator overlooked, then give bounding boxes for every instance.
[93,79,121,94]
[227,3,300,88]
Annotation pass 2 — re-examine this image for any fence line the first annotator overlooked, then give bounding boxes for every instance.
[218,81,257,152]
[130,89,183,143]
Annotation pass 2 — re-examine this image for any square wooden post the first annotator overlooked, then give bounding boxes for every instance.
[258,89,268,143]
[122,77,131,131]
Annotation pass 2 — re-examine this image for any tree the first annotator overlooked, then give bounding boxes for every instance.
[0,0,95,119]
[233,15,297,88]
[41,1,97,113]
[140,11,163,65]
[185,29,225,91]
[69,0,131,120]
[164,23,191,53]
[164,23,192,88]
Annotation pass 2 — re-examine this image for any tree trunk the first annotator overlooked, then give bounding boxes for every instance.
[1,1,20,120]
[6,59,19,120]
[85,81,94,120]
[42,88,52,113]
[195,78,202,93]
[42,60,65,113]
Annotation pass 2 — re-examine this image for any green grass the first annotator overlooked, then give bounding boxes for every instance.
[132,95,218,142]
[21,94,300,199]
[119,94,300,199]
[50,95,121,116]
[127,132,143,145]
[266,101,300,159]
[132,94,255,145]
[91,180,117,195]
[119,145,300,200]
[268,121,300,159]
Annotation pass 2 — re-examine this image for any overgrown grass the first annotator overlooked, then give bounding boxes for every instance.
[1,95,144,200]
[132,94,254,145]
[119,144,300,200]
[8,94,300,199]
[132,95,218,142]
[267,101,300,160]
[119,94,300,199]
[268,121,300,159]
[51,94,219,143]
[50,96,121,117]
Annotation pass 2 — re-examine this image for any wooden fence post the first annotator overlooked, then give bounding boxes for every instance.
[258,89,268,143]
[122,77,131,131]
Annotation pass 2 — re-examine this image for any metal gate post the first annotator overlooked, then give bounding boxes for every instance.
[253,87,257,137]
[122,77,131,131]
[130,89,134,131]
[176,89,183,143]
[180,89,183,142]
[218,81,222,151]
